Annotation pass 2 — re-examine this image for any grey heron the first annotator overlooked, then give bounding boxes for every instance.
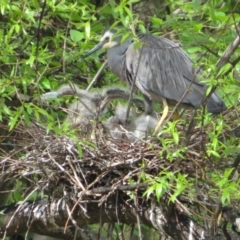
[80,28,227,135]
[42,84,144,135]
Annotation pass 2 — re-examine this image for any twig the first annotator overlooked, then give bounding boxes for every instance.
[86,60,107,91]
[85,183,149,195]
[216,23,240,71]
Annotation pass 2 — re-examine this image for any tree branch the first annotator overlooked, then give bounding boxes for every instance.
[216,22,240,72]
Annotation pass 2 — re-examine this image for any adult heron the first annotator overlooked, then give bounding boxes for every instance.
[80,28,226,135]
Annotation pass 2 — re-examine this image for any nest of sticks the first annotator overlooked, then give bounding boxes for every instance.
[1,105,239,208]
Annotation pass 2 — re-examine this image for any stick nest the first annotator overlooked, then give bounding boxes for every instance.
[1,107,239,206]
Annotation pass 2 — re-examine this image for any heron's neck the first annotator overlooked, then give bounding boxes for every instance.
[107,40,131,78]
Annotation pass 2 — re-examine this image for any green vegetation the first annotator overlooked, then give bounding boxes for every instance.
[1,0,240,239]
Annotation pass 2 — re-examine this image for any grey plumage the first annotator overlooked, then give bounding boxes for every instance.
[122,34,226,114]
[103,103,137,142]
[133,113,159,139]
[42,84,145,136]
[103,103,159,142]
[80,29,226,129]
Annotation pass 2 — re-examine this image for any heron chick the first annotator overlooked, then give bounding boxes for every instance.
[80,28,226,135]
[103,103,159,143]
[133,113,159,139]
[103,103,137,142]
[42,84,145,136]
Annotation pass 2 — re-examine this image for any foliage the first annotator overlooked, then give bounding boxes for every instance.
[0,0,240,238]
[143,170,193,202]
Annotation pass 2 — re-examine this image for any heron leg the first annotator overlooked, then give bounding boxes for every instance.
[143,95,154,115]
[153,98,169,136]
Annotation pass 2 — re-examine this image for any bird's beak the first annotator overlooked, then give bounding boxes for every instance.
[79,41,105,62]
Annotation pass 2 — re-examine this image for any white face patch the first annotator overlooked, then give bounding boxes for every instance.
[100,30,114,42]
[100,30,118,48]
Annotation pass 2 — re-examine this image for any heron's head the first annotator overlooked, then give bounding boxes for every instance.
[101,30,119,48]
[79,30,120,61]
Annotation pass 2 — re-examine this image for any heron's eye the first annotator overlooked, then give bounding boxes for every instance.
[105,36,110,41]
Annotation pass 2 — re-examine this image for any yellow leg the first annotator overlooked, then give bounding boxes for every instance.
[153,98,169,136]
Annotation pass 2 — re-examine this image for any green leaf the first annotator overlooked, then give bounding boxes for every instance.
[23,109,30,125]
[40,78,51,90]
[212,137,218,150]
[193,23,203,31]
[26,55,35,67]
[70,29,84,42]
[85,21,91,39]
[123,6,132,21]
[205,85,212,96]
[221,189,230,204]
[9,111,21,131]
[14,24,20,33]
[140,171,147,181]
[217,63,231,77]
[192,0,201,9]
[223,168,234,179]
[187,46,202,53]
[172,131,179,145]
[3,104,11,115]
[114,5,123,14]
[151,17,163,25]
[138,24,146,34]
[46,121,54,134]
[155,183,165,201]
[121,32,131,44]
[215,11,227,21]
[209,150,220,158]
[209,7,216,21]
[143,185,155,199]
[0,2,7,15]
[26,105,33,115]
[77,142,83,158]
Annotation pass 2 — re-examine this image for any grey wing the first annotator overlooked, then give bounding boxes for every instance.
[125,34,207,107]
